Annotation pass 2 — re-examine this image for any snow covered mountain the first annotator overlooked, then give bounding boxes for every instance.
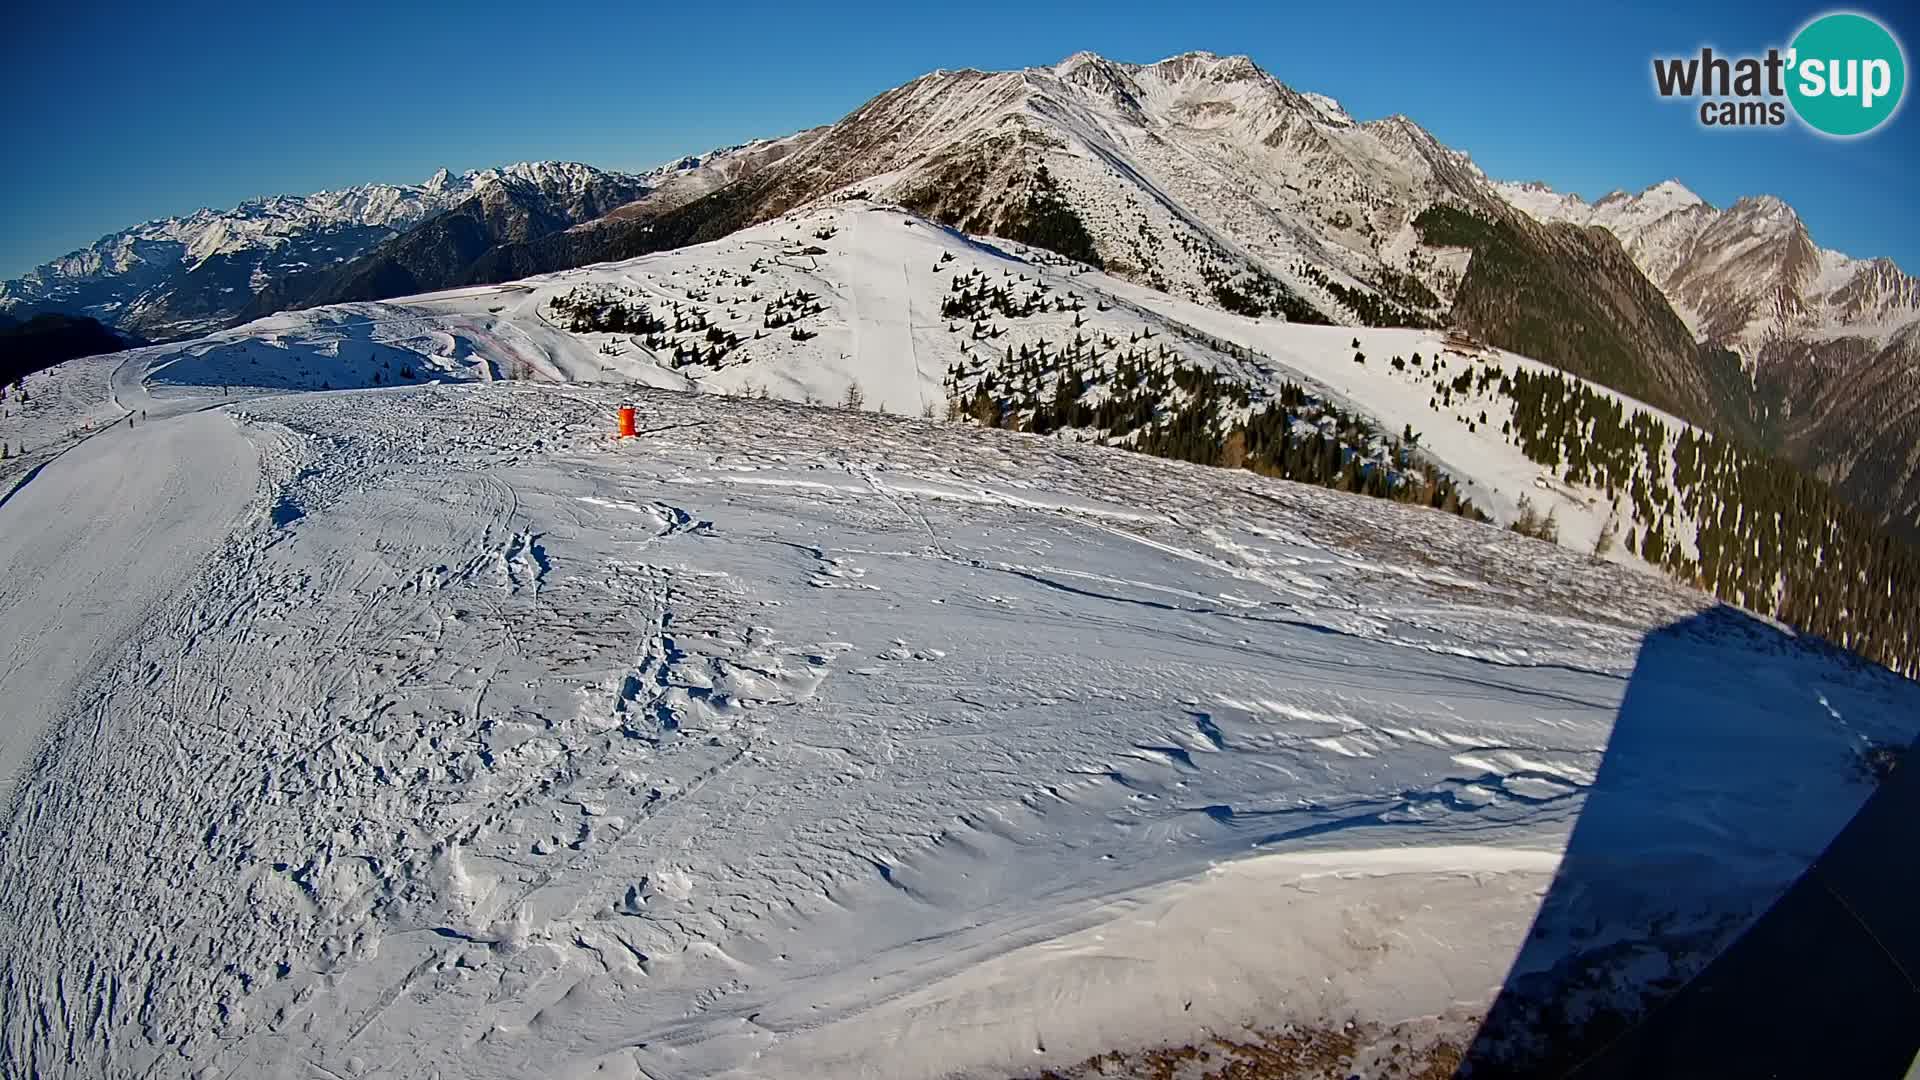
[0,162,648,340]
[474,50,1513,331]
[0,53,1755,444]
[425,52,1740,480]
[19,199,1907,678]
[10,52,1915,539]
[238,164,652,317]
[1494,177,1920,357]
[617,129,827,217]
[390,51,1761,483]
[5,295,1918,1078]
[1496,178,1920,540]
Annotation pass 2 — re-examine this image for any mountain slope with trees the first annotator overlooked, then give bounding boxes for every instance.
[0,313,142,385]
[1499,179,1920,542]
[12,51,1916,546]
[94,200,1918,677]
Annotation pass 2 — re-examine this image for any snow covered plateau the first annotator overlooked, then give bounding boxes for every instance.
[2,203,1917,1080]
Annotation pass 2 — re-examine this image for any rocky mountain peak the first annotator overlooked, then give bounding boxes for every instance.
[1144,50,1265,85]
[1049,51,1145,112]
[1641,178,1704,208]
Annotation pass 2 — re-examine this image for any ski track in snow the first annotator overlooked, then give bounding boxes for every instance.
[0,368,257,796]
[843,209,928,417]
[0,351,132,499]
[2,361,1919,1075]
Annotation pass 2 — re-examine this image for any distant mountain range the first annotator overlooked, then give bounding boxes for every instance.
[0,148,820,342]
[3,50,1916,538]
[1,160,676,340]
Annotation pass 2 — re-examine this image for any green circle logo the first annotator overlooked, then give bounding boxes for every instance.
[1788,12,1906,136]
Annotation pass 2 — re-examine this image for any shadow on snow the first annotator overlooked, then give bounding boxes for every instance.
[1456,604,1920,1079]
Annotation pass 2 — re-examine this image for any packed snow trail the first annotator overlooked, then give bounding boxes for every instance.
[0,395,256,801]
[842,209,934,414]
[1,375,1915,1080]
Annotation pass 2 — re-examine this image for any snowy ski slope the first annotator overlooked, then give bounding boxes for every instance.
[118,202,1723,576]
[3,205,1918,1078]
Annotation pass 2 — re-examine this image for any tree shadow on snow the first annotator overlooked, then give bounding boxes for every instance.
[1455,604,1920,1079]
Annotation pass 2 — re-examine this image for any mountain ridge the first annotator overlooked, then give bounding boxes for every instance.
[37,193,1918,676]
[0,161,652,340]
[1495,174,1920,538]
[1493,176,1920,354]
[7,50,1916,536]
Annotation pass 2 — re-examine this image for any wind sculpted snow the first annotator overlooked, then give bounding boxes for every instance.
[2,364,1917,1078]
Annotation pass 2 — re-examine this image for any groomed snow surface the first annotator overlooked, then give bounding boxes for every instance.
[3,209,1919,1079]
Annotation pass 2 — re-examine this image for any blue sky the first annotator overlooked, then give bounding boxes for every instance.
[4,0,1916,280]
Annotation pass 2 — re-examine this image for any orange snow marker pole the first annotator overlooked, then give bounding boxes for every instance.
[617,405,636,438]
